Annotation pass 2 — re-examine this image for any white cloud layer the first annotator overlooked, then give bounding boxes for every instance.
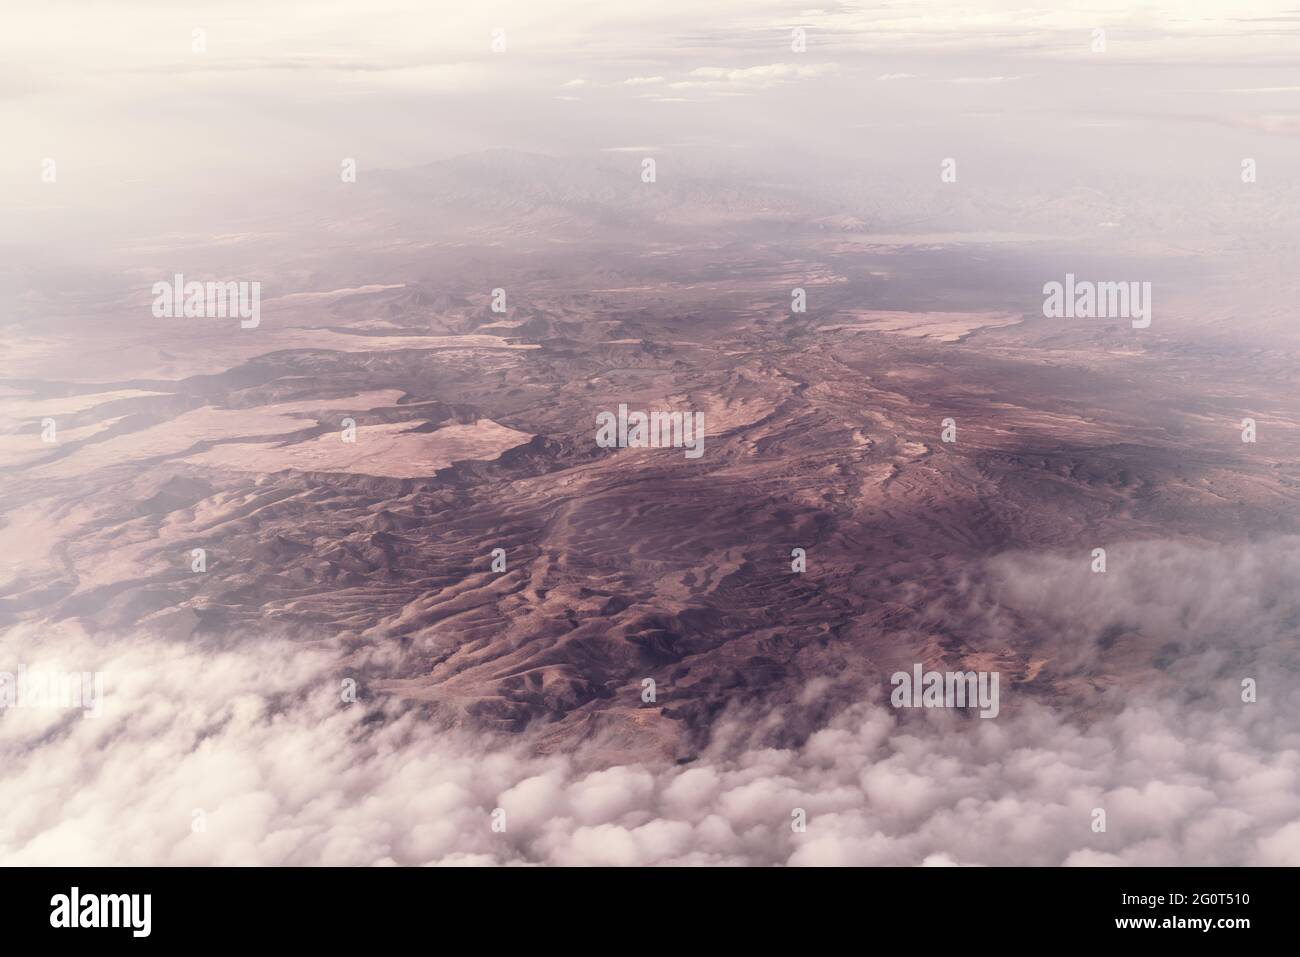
[2,537,1297,866]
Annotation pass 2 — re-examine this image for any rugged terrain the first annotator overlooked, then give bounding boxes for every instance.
[3,154,1297,769]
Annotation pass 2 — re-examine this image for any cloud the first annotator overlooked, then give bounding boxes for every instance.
[1213,113,1300,136]
[670,62,840,91]
[1,538,1296,866]
[976,536,1300,684]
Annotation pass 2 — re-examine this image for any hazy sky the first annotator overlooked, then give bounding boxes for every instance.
[5,0,1300,200]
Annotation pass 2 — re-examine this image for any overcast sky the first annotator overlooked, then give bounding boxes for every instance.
[5,1,1300,200]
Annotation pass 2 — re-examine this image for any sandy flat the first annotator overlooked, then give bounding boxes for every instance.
[1,418,128,469]
[262,284,407,304]
[276,330,541,352]
[183,418,533,478]
[20,390,408,478]
[0,389,170,428]
[824,310,1023,342]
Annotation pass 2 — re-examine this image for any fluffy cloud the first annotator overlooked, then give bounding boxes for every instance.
[979,536,1300,683]
[2,537,1296,866]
